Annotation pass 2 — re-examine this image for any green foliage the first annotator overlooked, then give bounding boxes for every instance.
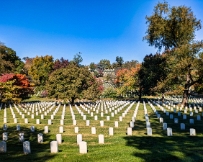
[101,87,117,98]
[28,55,54,90]
[139,54,167,95]
[115,56,124,68]
[72,52,83,66]
[98,59,111,69]
[144,1,203,105]
[46,64,100,104]
[0,44,24,74]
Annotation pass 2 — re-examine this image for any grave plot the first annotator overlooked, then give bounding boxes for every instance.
[0,101,140,155]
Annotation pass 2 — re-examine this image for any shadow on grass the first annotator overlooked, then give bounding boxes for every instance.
[0,125,56,162]
[124,135,203,162]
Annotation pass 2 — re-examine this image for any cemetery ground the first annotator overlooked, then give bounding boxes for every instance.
[0,100,203,162]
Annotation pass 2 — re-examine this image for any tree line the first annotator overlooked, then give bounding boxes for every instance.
[1,1,203,107]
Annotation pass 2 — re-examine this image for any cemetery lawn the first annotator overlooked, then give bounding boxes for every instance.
[0,101,203,162]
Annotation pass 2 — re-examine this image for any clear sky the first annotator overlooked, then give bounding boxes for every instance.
[1,0,203,65]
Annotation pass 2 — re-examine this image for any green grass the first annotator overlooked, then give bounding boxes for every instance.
[0,100,203,162]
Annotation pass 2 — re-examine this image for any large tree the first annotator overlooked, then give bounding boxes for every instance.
[28,55,54,91]
[0,73,33,103]
[144,1,203,106]
[0,44,24,74]
[46,64,101,105]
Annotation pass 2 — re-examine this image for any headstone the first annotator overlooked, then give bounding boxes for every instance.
[36,119,40,124]
[180,123,185,130]
[73,120,77,125]
[14,118,17,123]
[146,122,150,128]
[109,127,114,136]
[16,125,20,131]
[79,141,87,154]
[3,124,7,131]
[75,127,79,133]
[178,112,181,116]
[98,134,104,144]
[86,120,90,126]
[106,116,110,121]
[25,118,28,124]
[0,141,6,153]
[115,121,118,127]
[190,119,194,124]
[48,119,52,125]
[94,115,98,120]
[60,120,64,125]
[44,126,49,133]
[38,133,43,143]
[100,120,104,127]
[159,117,163,123]
[169,114,173,119]
[2,132,8,141]
[174,118,178,123]
[77,134,82,145]
[130,121,134,128]
[190,128,196,136]
[167,128,172,136]
[3,118,7,123]
[19,133,24,142]
[147,127,152,136]
[119,116,122,121]
[30,126,35,132]
[190,112,193,116]
[127,127,132,135]
[41,114,44,119]
[91,127,96,134]
[50,141,58,153]
[183,114,187,119]
[197,115,201,121]
[56,134,62,144]
[59,126,63,133]
[163,123,167,130]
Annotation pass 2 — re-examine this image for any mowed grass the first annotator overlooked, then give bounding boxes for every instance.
[0,100,203,162]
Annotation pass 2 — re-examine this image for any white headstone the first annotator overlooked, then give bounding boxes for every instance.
[174,118,178,123]
[2,132,8,141]
[147,127,152,136]
[159,117,163,123]
[100,120,104,127]
[77,134,82,145]
[91,127,96,134]
[114,121,118,127]
[16,125,20,131]
[183,114,187,119]
[50,141,58,153]
[109,127,114,136]
[30,126,35,132]
[79,141,87,154]
[48,119,52,125]
[19,133,24,142]
[24,118,28,124]
[98,134,104,144]
[59,126,63,133]
[56,134,62,144]
[73,120,77,125]
[189,119,194,124]
[127,127,132,135]
[36,119,40,124]
[86,120,90,126]
[167,128,172,136]
[190,128,196,136]
[38,133,43,143]
[197,115,201,121]
[75,127,79,133]
[44,126,49,134]
[169,114,173,119]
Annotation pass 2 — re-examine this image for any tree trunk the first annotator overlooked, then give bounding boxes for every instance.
[138,87,142,101]
[182,89,189,107]
[70,97,75,106]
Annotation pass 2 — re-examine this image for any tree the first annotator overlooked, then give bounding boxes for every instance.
[46,64,99,105]
[28,55,54,91]
[72,52,83,66]
[0,44,24,74]
[144,1,203,106]
[0,73,33,103]
[138,54,167,96]
[115,56,124,68]
[115,64,141,97]
[53,57,69,70]
[98,59,111,69]
[89,62,97,72]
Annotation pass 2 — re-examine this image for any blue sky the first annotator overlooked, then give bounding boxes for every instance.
[1,0,203,65]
